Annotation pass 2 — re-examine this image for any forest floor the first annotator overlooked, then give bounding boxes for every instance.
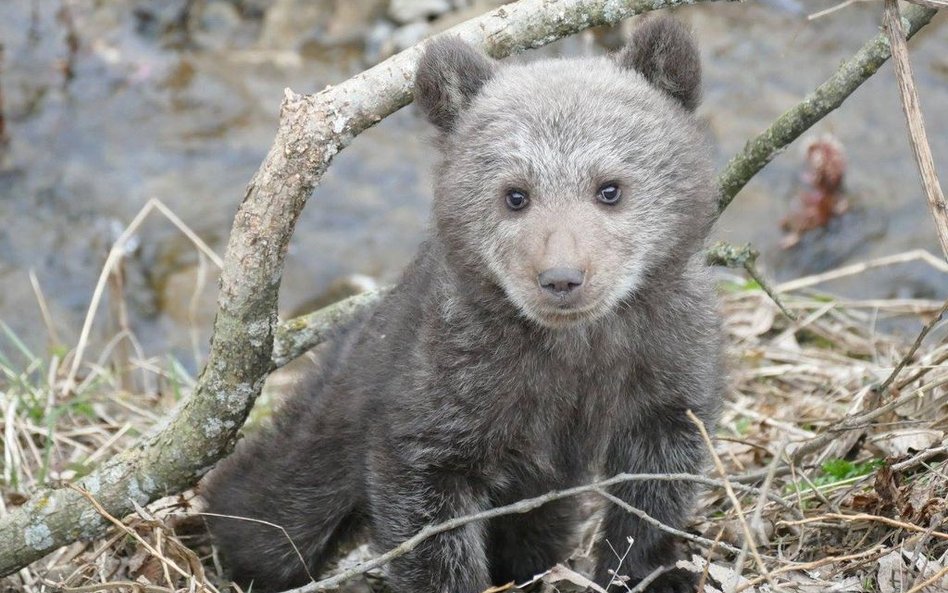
[1,252,947,593]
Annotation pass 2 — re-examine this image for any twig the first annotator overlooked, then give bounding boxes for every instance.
[628,565,669,593]
[884,0,948,259]
[687,410,774,591]
[892,445,948,472]
[876,298,948,396]
[808,0,865,20]
[717,3,936,210]
[742,265,797,323]
[197,512,314,584]
[775,249,948,293]
[706,242,797,321]
[45,581,174,593]
[905,564,948,593]
[749,439,787,544]
[281,470,788,593]
[780,513,948,541]
[734,546,885,592]
[594,488,743,555]
[904,0,948,7]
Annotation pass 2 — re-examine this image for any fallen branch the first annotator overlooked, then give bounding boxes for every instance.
[0,0,739,576]
[883,0,948,259]
[285,471,784,593]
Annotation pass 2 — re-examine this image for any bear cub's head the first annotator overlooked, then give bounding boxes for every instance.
[415,16,716,329]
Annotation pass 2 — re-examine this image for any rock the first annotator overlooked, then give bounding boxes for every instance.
[388,0,453,24]
[364,20,397,63]
[192,0,243,50]
[259,0,385,50]
[389,21,431,52]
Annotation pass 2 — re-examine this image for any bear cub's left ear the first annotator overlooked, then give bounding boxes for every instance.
[414,37,496,132]
[616,16,701,111]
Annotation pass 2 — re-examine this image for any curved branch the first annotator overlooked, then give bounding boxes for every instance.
[269,3,937,368]
[0,0,731,577]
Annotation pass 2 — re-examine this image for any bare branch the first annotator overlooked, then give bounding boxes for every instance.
[0,0,737,576]
[883,0,948,259]
[284,471,788,593]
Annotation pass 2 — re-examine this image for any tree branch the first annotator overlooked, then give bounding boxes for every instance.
[716,2,936,211]
[288,471,790,593]
[0,0,735,577]
[270,3,937,367]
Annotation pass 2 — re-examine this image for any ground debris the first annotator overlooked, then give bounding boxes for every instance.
[2,265,948,593]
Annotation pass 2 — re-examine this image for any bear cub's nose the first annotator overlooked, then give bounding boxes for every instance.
[538,267,585,294]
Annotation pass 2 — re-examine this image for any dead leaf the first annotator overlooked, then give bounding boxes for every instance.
[877,550,906,593]
[541,564,608,593]
[726,300,777,339]
[871,430,943,457]
[676,554,749,593]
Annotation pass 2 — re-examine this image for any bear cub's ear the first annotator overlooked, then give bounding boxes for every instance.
[616,16,701,111]
[414,37,496,132]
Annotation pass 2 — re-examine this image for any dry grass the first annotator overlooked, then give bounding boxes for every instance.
[1,249,947,593]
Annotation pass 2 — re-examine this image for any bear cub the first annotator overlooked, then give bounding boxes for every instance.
[204,16,725,593]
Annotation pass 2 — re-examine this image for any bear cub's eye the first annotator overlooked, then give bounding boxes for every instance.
[505,189,529,211]
[597,184,622,205]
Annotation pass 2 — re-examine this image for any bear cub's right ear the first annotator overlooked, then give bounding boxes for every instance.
[414,37,496,132]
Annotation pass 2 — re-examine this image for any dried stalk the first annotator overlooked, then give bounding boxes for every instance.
[883,0,948,259]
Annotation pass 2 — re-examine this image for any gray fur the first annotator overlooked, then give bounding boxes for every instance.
[204,16,724,593]
[616,16,701,111]
[415,36,495,132]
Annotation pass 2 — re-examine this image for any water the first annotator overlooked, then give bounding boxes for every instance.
[0,0,945,368]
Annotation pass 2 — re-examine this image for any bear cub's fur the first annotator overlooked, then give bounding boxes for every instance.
[204,16,724,593]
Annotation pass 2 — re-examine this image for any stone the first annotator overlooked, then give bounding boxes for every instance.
[388,0,452,24]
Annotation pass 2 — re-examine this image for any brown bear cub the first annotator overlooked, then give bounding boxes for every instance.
[204,16,724,593]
